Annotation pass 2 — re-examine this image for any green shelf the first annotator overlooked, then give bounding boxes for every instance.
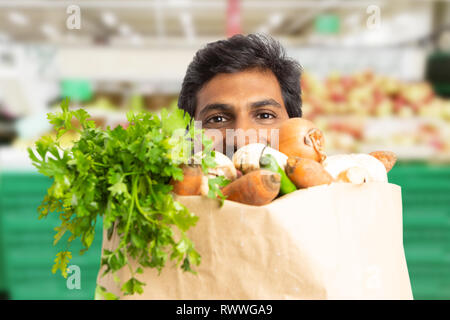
[389,163,450,300]
[0,171,103,300]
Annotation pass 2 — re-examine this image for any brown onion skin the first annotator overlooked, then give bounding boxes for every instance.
[278,118,325,162]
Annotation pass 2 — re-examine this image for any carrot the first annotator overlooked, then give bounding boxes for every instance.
[222,169,281,206]
[259,154,296,195]
[170,164,204,196]
[285,157,334,189]
[369,151,397,172]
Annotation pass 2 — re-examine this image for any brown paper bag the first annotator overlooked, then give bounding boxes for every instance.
[96,182,413,300]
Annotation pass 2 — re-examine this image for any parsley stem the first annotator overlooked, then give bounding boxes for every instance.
[123,172,140,177]
[145,175,155,200]
[121,176,137,279]
[92,162,107,167]
[123,178,136,239]
[134,183,158,224]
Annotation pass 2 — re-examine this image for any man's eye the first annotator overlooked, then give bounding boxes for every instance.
[206,115,228,124]
[257,113,275,120]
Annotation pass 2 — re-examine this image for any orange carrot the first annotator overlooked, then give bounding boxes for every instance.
[170,165,203,196]
[222,169,280,206]
[285,157,333,189]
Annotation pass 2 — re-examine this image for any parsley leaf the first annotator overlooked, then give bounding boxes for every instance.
[29,100,223,297]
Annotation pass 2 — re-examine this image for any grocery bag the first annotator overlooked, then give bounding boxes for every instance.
[96,182,413,299]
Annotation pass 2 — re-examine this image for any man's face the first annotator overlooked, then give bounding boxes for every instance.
[195,68,289,154]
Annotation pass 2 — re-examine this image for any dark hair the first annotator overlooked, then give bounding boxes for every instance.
[178,33,303,118]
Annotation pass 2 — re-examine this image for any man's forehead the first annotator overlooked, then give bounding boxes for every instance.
[199,68,278,92]
[195,69,284,115]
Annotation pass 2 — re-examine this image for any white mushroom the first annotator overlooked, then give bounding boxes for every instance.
[322,153,388,183]
[208,151,237,181]
[232,143,288,174]
[337,166,370,184]
[194,151,237,181]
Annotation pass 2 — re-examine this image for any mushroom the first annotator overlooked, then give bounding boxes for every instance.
[193,151,237,181]
[322,153,388,183]
[232,143,288,174]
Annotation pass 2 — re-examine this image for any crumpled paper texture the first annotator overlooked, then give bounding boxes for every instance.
[96,182,413,300]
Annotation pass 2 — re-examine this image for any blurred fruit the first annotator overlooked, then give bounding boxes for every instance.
[301,70,450,160]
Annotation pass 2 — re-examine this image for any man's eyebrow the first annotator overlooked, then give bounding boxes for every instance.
[249,99,282,109]
[198,103,234,118]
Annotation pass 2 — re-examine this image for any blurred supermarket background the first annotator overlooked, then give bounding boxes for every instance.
[0,0,449,300]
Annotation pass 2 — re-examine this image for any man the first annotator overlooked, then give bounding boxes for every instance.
[178,33,303,156]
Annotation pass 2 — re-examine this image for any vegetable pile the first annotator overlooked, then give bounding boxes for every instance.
[173,117,398,206]
[28,99,227,299]
[29,100,398,298]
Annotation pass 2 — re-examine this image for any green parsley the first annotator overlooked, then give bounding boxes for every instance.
[28,98,228,299]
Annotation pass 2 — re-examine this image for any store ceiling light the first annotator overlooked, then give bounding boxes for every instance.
[179,13,195,41]
[119,24,132,36]
[130,33,143,46]
[345,13,361,27]
[0,32,10,42]
[65,33,79,44]
[102,11,117,27]
[8,11,29,26]
[268,13,284,28]
[256,13,284,34]
[256,26,270,34]
[168,0,192,7]
[41,24,59,39]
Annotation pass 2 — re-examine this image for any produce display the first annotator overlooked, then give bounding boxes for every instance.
[301,71,448,119]
[300,71,450,160]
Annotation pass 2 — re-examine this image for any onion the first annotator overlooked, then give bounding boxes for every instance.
[279,118,326,162]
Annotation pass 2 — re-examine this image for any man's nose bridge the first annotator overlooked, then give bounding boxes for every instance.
[231,129,259,149]
[234,112,249,132]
